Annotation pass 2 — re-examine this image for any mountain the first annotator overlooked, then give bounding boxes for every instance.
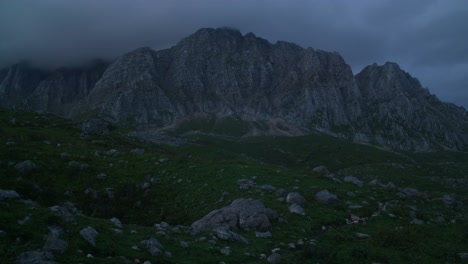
[1,27,467,151]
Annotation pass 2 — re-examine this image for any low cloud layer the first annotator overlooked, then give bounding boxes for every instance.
[0,0,467,107]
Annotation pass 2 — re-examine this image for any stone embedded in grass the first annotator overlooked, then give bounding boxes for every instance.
[180,241,189,248]
[96,173,108,180]
[355,233,369,238]
[80,226,99,247]
[256,231,272,238]
[288,204,305,215]
[215,227,249,244]
[43,237,68,253]
[14,160,37,175]
[130,148,145,155]
[398,187,429,199]
[237,179,255,189]
[267,252,281,264]
[260,184,276,191]
[111,217,123,228]
[315,190,339,204]
[141,237,164,256]
[50,205,75,222]
[276,188,287,197]
[312,165,330,175]
[344,176,363,187]
[16,250,56,264]
[0,189,21,201]
[220,246,231,256]
[286,192,306,205]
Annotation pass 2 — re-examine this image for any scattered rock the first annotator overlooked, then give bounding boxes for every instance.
[180,241,189,248]
[49,205,75,222]
[355,233,369,238]
[0,189,21,201]
[255,231,272,238]
[111,217,123,228]
[80,226,98,247]
[215,227,249,244]
[96,173,108,180]
[141,237,164,256]
[43,237,68,253]
[289,204,306,215]
[286,192,306,205]
[315,190,339,204]
[220,247,231,256]
[16,250,56,264]
[411,218,424,225]
[192,198,275,232]
[237,179,255,189]
[260,184,276,191]
[398,187,429,199]
[130,148,145,155]
[288,243,296,249]
[312,166,329,175]
[267,252,281,264]
[14,160,37,175]
[276,188,287,197]
[159,158,169,163]
[458,253,468,260]
[18,216,31,225]
[344,176,363,187]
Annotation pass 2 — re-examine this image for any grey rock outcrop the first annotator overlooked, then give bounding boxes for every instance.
[191,198,275,232]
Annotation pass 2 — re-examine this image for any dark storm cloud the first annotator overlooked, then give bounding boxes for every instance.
[0,0,466,107]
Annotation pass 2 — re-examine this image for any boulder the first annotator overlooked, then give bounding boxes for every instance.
[267,253,281,264]
[289,204,305,215]
[0,189,20,201]
[312,166,329,175]
[79,226,98,247]
[43,237,68,253]
[192,198,274,232]
[215,227,249,244]
[315,190,339,204]
[141,237,164,256]
[237,179,255,189]
[14,160,37,175]
[344,176,363,187]
[286,192,306,205]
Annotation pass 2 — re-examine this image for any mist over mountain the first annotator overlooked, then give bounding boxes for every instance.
[1,28,467,151]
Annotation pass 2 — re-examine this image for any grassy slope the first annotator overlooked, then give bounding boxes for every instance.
[0,109,467,263]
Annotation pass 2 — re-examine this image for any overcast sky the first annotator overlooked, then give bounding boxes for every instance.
[0,0,467,108]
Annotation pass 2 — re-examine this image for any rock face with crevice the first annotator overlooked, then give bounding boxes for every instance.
[1,27,467,150]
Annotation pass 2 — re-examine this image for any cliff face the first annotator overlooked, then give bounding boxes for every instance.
[1,27,467,151]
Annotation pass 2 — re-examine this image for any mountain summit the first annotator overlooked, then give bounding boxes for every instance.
[1,27,467,151]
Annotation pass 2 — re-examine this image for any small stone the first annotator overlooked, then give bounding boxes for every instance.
[130,148,145,155]
[220,247,231,256]
[355,233,369,238]
[237,179,255,189]
[87,254,94,258]
[267,252,281,264]
[344,176,363,187]
[143,261,151,264]
[255,231,272,238]
[111,217,123,228]
[180,241,189,248]
[315,190,339,204]
[289,204,305,215]
[260,184,276,191]
[286,192,307,205]
[288,243,296,249]
[43,237,68,253]
[312,166,329,175]
[96,173,108,180]
[80,226,98,247]
[18,216,31,225]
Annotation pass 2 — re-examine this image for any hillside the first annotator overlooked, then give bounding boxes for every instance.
[1,108,467,263]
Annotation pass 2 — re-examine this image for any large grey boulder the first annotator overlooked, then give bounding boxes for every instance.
[315,190,339,204]
[192,198,276,232]
[16,250,56,264]
[0,189,20,201]
[14,160,37,175]
[79,226,98,247]
[286,192,306,205]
